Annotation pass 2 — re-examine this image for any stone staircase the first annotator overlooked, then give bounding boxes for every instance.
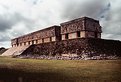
[1,45,30,56]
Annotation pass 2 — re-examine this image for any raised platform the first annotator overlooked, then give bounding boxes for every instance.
[20,38,121,57]
[2,38,121,57]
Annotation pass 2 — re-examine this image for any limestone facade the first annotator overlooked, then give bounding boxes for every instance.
[60,17,102,40]
[11,26,61,47]
[11,17,102,47]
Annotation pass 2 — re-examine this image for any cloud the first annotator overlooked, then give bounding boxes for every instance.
[0,33,10,41]
[100,0,121,40]
[0,41,10,48]
[0,12,30,32]
[60,0,109,20]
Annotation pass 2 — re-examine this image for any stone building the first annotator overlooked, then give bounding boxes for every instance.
[2,16,121,57]
[11,17,102,47]
[11,25,61,47]
[61,17,102,40]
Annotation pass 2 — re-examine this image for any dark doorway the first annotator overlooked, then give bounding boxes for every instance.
[36,40,38,44]
[65,34,68,40]
[50,37,52,42]
[24,42,26,45]
[77,31,80,37]
[32,40,34,44]
[28,41,30,45]
[42,38,44,43]
[20,43,22,46]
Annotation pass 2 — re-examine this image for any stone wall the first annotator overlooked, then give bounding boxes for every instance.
[87,39,121,56]
[85,18,102,32]
[11,17,102,47]
[21,38,87,56]
[68,32,77,39]
[60,18,84,34]
[60,17,102,39]
[21,38,121,57]
[60,17,102,34]
[11,26,61,47]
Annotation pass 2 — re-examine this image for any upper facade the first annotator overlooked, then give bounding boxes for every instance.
[11,25,61,47]
[60,17,102,40]
[11,17,102,47]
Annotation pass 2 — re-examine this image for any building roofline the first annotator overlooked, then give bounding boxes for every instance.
[60,16,99,25]
[12,25,60,40]
[11,17,100,41]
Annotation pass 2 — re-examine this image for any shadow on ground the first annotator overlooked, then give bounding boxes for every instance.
[0,68,79,82]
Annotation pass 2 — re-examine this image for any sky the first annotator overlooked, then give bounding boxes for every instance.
[0,0,121,48]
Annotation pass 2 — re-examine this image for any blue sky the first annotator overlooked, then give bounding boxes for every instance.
[0,0,121,48]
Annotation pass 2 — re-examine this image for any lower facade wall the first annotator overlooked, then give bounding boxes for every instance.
[21,38,121,57]
[12,37,56,47]
[68,33,77,39]
[61,34,66,40]
[43,38,50,43]
[52,37,56,41]
[81,31,86,38]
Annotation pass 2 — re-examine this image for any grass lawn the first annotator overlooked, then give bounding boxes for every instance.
[0,57,121,82]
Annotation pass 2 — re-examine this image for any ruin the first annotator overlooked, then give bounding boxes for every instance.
[2,17,121,58]
[11,17,101,47]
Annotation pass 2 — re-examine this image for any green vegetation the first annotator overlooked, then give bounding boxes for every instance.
[0,57,121,82]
